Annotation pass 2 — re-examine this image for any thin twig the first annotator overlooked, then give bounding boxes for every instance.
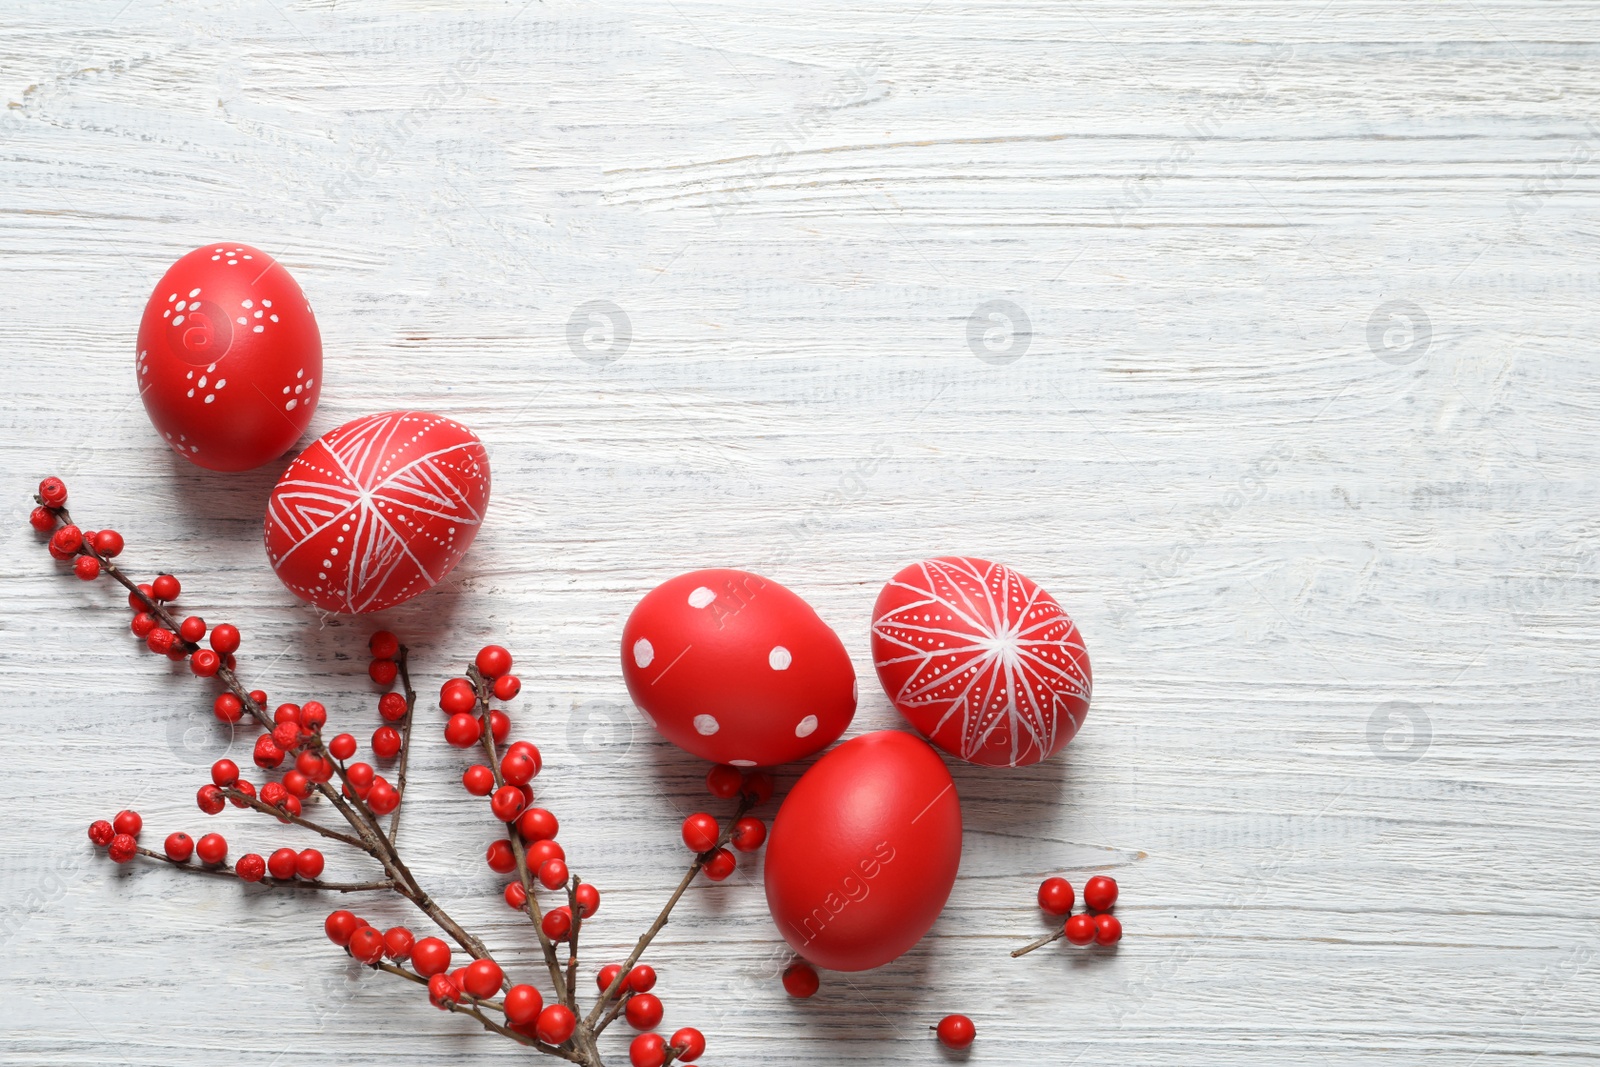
[133,846,393,891]
[1010,926,1066,958]
[387,645,418,840]
[220,787,372,852]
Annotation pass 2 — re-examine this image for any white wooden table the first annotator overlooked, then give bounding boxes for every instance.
[3,2,1597,1063]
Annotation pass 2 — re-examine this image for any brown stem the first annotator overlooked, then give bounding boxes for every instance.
[220,787,372,852]
[371,962,583,1063]
[565,875,582,1010]
[133,846,392,891]
[1010,926,1066,958]
[387,645,418,840]
[592,990,631,1038]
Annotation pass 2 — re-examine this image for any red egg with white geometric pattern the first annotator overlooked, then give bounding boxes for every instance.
[621,569,857,768]
[263,411,491,614]
[136,243,321,471]
[871,557,1090,768]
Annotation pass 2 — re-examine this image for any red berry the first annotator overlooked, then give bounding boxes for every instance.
[936,1014,976,1050]
[412,937,450,976]
[366,778,399,815]
[439,679,476,715]
[444,712,481,748]
[253,734,284,769]
[268,848,298,880]
[501,749,538,786]
[378,692,408,722]
[111,810,142,838]
[108,833,137,864]
[506,741,542,776]
[93,529,123,557]
[489,709,510,744]
[464,958,504,999]
[297,750,334,783]
[299,701,327,731]
[1037,876,1074,915]
[741,769,776,803]
[629,1033,666,1067]
[372,726,402,760]
[731,815,767,852]
[346,762,375,791]
[164,832,194,862]
[670,1027,706,1062]
[493,674,521,701]
[1083,875,1118,913]
[703,848,736,881]
[706,763,742,798]
[626,964,657,993]
[624,992,663,1031]
[236,853,266,882]
[282,771,311,799]
[196,784,225,815]
[1064,914,1097,946]
[475,644,513,678]
[462,765,496,796]
[275,702,302,726]
[504,984,543,1025]
[190,649,220,677]
[130,612,156,638]
[50,523,84,554]
[348,926,385,964]
[505,881,529,910]
[516,807,558,842]
[329,733,357,761]
[542,906,573,941]
[178,616,206,643]
[491,785,526,823]
[152,573,180,601]
[323,910,361,946]
[212,693,243,723]
[368,630,400,660]
[428,973,461,1009]
[128,583,155,611]
[535,1004,576,1046]
[248,690,268,711]
[146,628,175,654]
[575,883,600,918]
[538,858,568,890]
[597,963,624,994]
[1094,914,1123,945]
[280,794,302,820]
[271,721,299,752]
[208,623,239,655]
[782,961,819,998]
[37,477,67,507]
[260,781,288,809]
[485,839,516,874]
[369,658,398,686]
[88,820,115,846]
[29,505,56,532]
[681,813,719,853]
[229,780,257,807]
[381,926,414,961]
[74,556,101,581]
[196,833,227,865]
[525,838,565,870]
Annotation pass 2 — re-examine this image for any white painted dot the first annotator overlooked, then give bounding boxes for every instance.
[242,299,252,308]
[253,325,264,332]
[632,638,654,668]
[729,759,756,767]
[172,315,184,326]
[286,399,298,410]
[795,714,818,738]
[769,646,792,670]
[188,288,201,297]
[175,300,187,311]
[203,394,215,404]
[687,586,715,608]
[693,714,720,736]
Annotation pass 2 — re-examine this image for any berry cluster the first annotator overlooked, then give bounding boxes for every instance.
[1014,874,1123,957]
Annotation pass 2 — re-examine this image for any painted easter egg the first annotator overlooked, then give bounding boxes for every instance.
[621,569,856,767]
[136,243,321,471]
[871,557,1090,768]
[764,730,961,971]
[264,411,490,614]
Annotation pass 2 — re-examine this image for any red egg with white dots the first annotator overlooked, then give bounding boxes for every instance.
[621,569,856,767]
[136,243,321,471]
[871,557,1090,768]
[264,411,491,614]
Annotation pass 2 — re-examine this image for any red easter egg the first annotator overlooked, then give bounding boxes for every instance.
[136,243,321,471]
[264,411,490,614]
[764,730,961,971]
[871,557,1091,768]
[621,569,856,767]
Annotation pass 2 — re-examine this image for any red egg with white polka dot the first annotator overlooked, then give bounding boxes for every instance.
[621,569,857,767]
[136,243,321,471]
[871,557,1091,768]
[264,411,490,614]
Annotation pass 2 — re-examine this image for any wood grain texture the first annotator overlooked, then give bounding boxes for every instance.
[2,1,1598,1063]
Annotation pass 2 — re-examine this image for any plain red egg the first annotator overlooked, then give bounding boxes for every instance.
[871,557,1090,768]
[264,411,490,614]
[136,243,321,471]
[621,569,856,767]
[763,730,961,971]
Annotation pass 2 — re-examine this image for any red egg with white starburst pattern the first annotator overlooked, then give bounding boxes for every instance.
[870,557,1090,767]
[264,411,490,614]
[136,243,321,471]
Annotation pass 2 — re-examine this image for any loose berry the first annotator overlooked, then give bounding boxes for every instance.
[464,958,504,999]
[741,769,775,804]
[535,1004,576,1046]
[627,964,657,993]
[444,712,481,748]
[378,692,408,722]
[108,833,137,863]
[348,926,385,963]
[1038,876,1074,916]
[490,785,526,822]
[501,748,538,786]
[493,674,521,700]
[516,807,558,842]
[670,1026,706,1062]
[368,631,399,660]
[598,963,624,993]
[703,848,736,881]
[731,815,767,852]
[526,839,565,869]
[936,1014,976,1050]
[253,734,284,769]
[213,693,243,723]
[208,623,239,655]
[268,848,298,880]
[112,810,143,838]
[463,765,496,796]
[1064,914,1097,946]
[235,853,266,882]
[412,937,450,976]
[681,813,719,853]
[29,505,56,532]
[706,764,742,798]
[88,820,115,846]
[130,612,156,638]
[196,785,225,815]
[428,974,461,1009]
[369,658,397,686]
[783,961,819,998]
[329,733,357,761]
[74,556,100,580]
[190,649,220,677]
[294,848,324,879]
[383,926,414,961]
[542,906,573,941]
[505,881,529,910]
[179,616,206,643]
[537,857,568,889]
[196,833,227,865]
[164,832,194,862]
[1083,875,1118,913]
[575,883,600,918]
[37,477,67,507]
[504,984,543,1025]
[439,679,476,715]
[625,992,663,1031]
[1094,914,1123,945]
[629,1033,666,1067]
[151,573,180,601]
[372,726,402,759]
